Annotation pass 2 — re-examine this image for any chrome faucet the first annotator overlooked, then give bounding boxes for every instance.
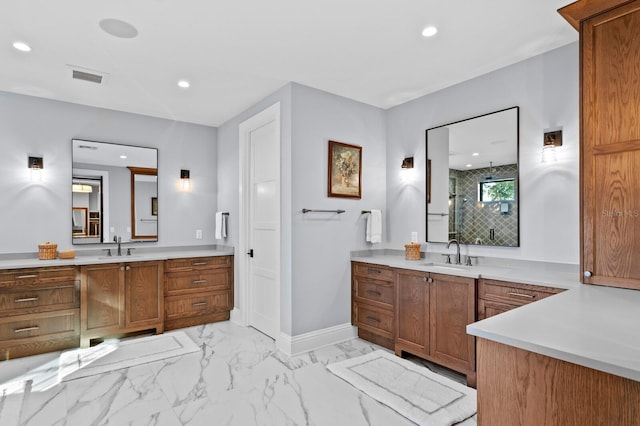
[447,239,462,265]
[113,236,122,256]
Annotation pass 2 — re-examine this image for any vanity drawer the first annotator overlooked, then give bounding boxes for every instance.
[165,256,231,272]
[0,309,79,342]
[478,279,563,307]
[165,292,231,319]
[352,262,394,282]
[353,276,394,309]
[0,267,77,288]
[355,304,394,338]
[0,283,79,317]
[165,270,230,295]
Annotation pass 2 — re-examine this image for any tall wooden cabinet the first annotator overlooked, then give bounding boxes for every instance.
[80,261,163,346]
[395,269,476,385]
[560,0,640,290]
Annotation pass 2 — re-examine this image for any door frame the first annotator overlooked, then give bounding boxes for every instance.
[238,102,281,335]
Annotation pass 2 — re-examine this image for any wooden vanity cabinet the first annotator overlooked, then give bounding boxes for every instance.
[395,268,476,385]
[559,0,640,290]
[164,256,233,330]
[80,260,163,346]
[477,278,564,320]
[0,266,79,360]
[351,262,395,350]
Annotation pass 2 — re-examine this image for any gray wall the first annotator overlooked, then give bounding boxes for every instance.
[290,84,386,335]
[0,91,218,254]
[386,42,580,264]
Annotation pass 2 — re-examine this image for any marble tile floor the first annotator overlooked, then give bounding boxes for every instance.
[0,321,477,426]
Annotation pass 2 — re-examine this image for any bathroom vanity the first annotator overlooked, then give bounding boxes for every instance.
[351,253,576,387]
[0,249,233,360]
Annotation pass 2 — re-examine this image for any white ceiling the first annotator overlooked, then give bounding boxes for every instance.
[1,0,577,127]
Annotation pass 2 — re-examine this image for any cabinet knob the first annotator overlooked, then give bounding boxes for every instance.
[120,266,125,271]
[428,277,433,283]
[126,266,131,271]
[583,271,592,278]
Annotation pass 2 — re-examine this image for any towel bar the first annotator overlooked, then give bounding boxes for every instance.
[361,210,371,214]
[302,209,345,214]
[427,212,448,217]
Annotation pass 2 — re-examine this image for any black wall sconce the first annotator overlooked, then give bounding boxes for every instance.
[180,169,191,191]
[28,156,43,169]
[401,157,414,169]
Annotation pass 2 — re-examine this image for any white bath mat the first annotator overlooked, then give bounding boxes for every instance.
[327,350,476,425]
[60,331,200,381]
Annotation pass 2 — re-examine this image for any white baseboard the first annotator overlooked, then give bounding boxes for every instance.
[276,323,357,356]
[229,307,244,325]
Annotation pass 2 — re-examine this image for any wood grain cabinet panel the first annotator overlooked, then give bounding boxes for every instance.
[351,262,395,350]
[80,261,163,346]
[560,0,640,289]
[395,269,476,384]
[477,278,564,320]
[0,266,79,360]
[163,256,233,331]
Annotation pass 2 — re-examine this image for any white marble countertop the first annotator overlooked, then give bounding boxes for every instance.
[351,252,581,290]
[0,247,234,270]
[467,284,640,381]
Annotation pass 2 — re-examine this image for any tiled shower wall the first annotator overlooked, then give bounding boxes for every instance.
[448,164,518,247]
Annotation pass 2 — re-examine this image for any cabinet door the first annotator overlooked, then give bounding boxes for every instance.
[395,269,429,357]
[125,261,163,329]
[81,264,124,333]
[582,2,640,289]
[429,273,476,372]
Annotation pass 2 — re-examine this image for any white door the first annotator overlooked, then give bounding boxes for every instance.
[239,103,280,339]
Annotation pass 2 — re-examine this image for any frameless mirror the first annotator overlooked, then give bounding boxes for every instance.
[72,139,158,244]
[426,107,519,247]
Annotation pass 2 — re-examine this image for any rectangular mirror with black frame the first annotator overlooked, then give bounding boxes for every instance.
[426,106,519,247]
[72,139,158,245]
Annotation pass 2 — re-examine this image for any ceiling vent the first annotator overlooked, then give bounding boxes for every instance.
[67,65,109,85]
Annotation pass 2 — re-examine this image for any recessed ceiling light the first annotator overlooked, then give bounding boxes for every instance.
[178,80,190,88]
[13,41,31,52]
[472,152,480,156]
[422,26,438,37]
[99,18,138,39]
[466,164,473,168]
[120,155,127,159]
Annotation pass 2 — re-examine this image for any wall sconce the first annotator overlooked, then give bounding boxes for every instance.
[542,129,563,163]
[180,169,191,191]
[401,157,414,169]
[28,155,43,181]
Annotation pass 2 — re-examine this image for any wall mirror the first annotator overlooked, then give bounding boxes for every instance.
[426,106,519,247]
[72,139,158,245]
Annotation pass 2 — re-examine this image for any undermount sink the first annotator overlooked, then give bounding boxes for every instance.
[422,262,471,271]
[97,255,141,260]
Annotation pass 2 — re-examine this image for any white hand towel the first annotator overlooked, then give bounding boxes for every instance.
[215,212,227,239]
[366,210,382,243]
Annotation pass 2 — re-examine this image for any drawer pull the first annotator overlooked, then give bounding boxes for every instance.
[192,302,208,307]
[507,292,535,299]
[367,268,381,274]
[366,316,380,323]
[192,262,208,266]
[14,296,39,303]
[192,280,207,284]
[16,274,38,279]
[15,326,40,333]
[366,290,381,296]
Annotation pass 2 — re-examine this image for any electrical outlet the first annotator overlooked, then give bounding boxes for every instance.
[196,229,203,239]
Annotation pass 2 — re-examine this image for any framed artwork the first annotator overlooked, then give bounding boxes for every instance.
[328,140,362,199]
[151,197,158,216]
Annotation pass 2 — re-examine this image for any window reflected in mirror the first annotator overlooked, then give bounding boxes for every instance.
[426,107,519,247]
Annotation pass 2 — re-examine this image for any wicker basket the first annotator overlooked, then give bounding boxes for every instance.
[38,242,57,260]
[404,242,421,261]
[58,250,76,259]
